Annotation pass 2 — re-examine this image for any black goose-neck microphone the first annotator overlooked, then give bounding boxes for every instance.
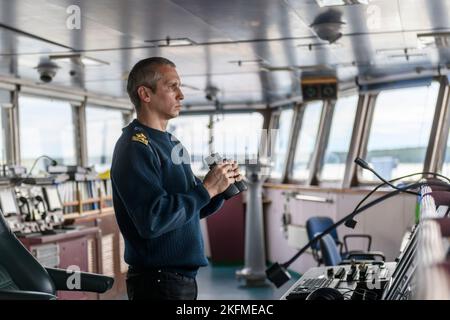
[344,158,420,228]
[28,155,58,177]
[349,159,450,227]
[354,157,419,196]
[14,155,58,186]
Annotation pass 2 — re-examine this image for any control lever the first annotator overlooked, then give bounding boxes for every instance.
[358,263,368,280]
[334,267,346,279]
[346,261,358,281]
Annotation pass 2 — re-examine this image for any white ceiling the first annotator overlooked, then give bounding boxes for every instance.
[0,0,449,107]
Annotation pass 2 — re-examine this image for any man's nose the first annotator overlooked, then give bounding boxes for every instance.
[178,88,184,100]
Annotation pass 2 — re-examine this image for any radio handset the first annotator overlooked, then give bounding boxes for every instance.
[19,197,33,221]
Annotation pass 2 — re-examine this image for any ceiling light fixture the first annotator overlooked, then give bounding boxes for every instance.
[49,54,109,66]
[35,59,60,83]
[228,59,265,67]
[310,10,346,43]
[144,37,197,47]
[296,42,342,51]
[386,53,427,61]
[417,32,450,49]
[376,47,418,55]
[315,0,369,7]
[259,65,294,72]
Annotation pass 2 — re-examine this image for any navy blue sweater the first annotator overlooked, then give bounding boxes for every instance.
[111,119,224,277]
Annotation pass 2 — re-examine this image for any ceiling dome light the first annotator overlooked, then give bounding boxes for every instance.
[310,10,345,43]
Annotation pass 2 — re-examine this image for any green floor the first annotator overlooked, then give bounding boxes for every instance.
[116,263,300,300]
[196,263,300,300]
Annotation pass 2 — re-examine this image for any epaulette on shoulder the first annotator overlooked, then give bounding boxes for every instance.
[131,128,149,146]
[131,127,162,166]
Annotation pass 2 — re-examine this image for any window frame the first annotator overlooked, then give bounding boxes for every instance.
[0,87,15,165]
[431,77,450,174]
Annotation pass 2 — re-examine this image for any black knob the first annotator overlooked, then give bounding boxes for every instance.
[327,268,334,278]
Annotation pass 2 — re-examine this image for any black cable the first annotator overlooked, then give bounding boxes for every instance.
[282,182,419,268]
[345,171,450,228]
[355,158,420,196]
[14,155,58,185]
[267,172,450,287]
[27,155,58,177]
[282,178,450,268]
[445,206,450,218]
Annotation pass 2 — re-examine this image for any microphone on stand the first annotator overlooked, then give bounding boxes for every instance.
[266,158,450,288]
[346,157,419,229]
[28,155,58,177]
[354,158,419,196]
[345,158,450,228]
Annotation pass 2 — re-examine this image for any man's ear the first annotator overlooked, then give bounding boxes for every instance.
[137,86,151,103]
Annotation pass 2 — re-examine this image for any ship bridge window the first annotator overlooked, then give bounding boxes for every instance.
[440,120,450,178]
[19,95,77,171]
[212,113,264,170]
[361,82,439,182]
[168,115,210,176]
[271,108,294,180]
[292,101,323,181]
[319,95,358,182]
[86,106,124,173]
[0,89,9,165]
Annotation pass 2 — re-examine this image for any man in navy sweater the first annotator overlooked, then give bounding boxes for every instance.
[111,57,242,300]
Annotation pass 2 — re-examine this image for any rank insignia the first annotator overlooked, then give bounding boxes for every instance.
[132,132,148,145]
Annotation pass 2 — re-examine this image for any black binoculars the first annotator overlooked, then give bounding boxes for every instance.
[205,153,247,200]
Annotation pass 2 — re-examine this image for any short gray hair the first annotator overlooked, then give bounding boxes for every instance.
[126,57,176,110]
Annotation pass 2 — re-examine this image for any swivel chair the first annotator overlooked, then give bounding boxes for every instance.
[319,234,385,266]
[306,216,376,265]
[0,212,114,300]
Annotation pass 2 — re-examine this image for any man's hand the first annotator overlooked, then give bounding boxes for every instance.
[230,160,243,182]
[203,161,236,198]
